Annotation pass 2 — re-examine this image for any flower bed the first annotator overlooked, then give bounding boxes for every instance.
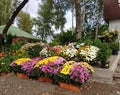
[10,56,94,91]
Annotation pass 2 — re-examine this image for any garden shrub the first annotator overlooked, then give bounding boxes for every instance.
[97,42,112,63]
[26,45,43,58]
[52,29,77,45]
[0,54,13,73]
[109,42,119,55]
[9,37,26,52]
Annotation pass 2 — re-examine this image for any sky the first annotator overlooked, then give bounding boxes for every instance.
[22,0,75,32]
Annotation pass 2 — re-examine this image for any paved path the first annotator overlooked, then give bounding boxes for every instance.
[113,60,120,83]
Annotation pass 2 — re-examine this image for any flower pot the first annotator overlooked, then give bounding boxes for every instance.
[112,50,118,55]
[0,52,4,57]
[0,72,8,76]
[16,73,29,79]
[59,82,81,92]
[38,77,53,83]
[101,61,109,69]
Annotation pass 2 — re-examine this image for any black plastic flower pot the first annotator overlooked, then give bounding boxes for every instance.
[101,61,109,69]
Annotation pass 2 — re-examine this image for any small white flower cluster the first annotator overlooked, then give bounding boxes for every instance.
[79,46,99,62]
[39,48,49,58]
[60,47,77,59]
[75,43,85,49]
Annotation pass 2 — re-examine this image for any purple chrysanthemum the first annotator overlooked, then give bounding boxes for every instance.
[40,57,66,74]
[21,57,41,75]
[69,65,90,84]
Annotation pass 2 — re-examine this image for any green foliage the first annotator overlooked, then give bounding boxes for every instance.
[0,54,12,73]
[26,45,43,58]
[53,73,71,84]
[91,38,102,47]
[17,11,33,34]
[52,29,77,45]
[34,0,66,42]
[97,42,112,62]
[103,30,118,43]
[9,38,25,52]
[0,0,12,25]
[12,49,29,60]
[109,42,119,54]
[10,65,27,74]
[30,68,44,78]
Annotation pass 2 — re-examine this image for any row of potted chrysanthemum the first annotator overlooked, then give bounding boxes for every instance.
[39,43,99,65]
[10,56,94,91]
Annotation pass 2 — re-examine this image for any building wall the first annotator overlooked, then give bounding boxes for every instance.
[109,20,120,31]
[109,19,120,49]
[104,0,120,22]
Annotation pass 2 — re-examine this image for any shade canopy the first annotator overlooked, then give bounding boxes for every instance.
[0,25,39,40]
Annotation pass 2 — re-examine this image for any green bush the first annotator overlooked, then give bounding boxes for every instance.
[9,38,25,52]
[91,39,102,47]
[0,54,12,73]
[109,42,119,55]
[110,42,119,51]
[52,29,77,45]
[97,42,112,63]
[26,45,43,58]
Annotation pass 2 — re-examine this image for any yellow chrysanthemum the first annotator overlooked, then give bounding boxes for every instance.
[15,58,31,65]
[60,61,74,75]
[34,56,59,68]
[79,62,94,73]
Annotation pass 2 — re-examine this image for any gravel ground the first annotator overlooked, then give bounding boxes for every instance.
[0,73,120,95]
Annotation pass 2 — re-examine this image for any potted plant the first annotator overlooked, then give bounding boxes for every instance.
[96,42,112,68]
[54,61,91,92]
[10,58,31,78]
[31,56,66,82]
[0,54,12,76]
[76,45,99,65]
[110,42,119,55]
[58,46,77,61]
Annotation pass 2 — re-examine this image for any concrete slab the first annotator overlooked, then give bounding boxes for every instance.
[91,52,120,84]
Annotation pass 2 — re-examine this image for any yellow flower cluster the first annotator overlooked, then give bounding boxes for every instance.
[60,61,74,75]
[34,56,59,67]
[16,49,26,57]
[79,62,94,73]
[15,58,31,65]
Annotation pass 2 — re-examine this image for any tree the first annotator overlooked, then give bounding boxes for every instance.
[80,0,105,39]
[53,0,82,39]
[0,0,12,25]
[34,0,54,41]
[34,0,66,41]
[2,0,29,35]
[17,11,33,34]
[74,0,81,39]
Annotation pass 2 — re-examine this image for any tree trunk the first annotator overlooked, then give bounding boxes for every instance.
[75,0,81,39]
[95,18,99,39]
[2,0,29,35]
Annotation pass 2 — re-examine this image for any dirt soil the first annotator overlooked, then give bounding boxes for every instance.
[0,73,120,95]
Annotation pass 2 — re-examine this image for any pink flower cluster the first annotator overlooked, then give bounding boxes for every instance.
[21,58,41,75]
[40,57,66,74]
[69,65,90,83]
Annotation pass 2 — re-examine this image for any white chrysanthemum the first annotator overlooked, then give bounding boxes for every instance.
[61,47,77,58]
[79,45,99,62]
[39,48,48,57]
